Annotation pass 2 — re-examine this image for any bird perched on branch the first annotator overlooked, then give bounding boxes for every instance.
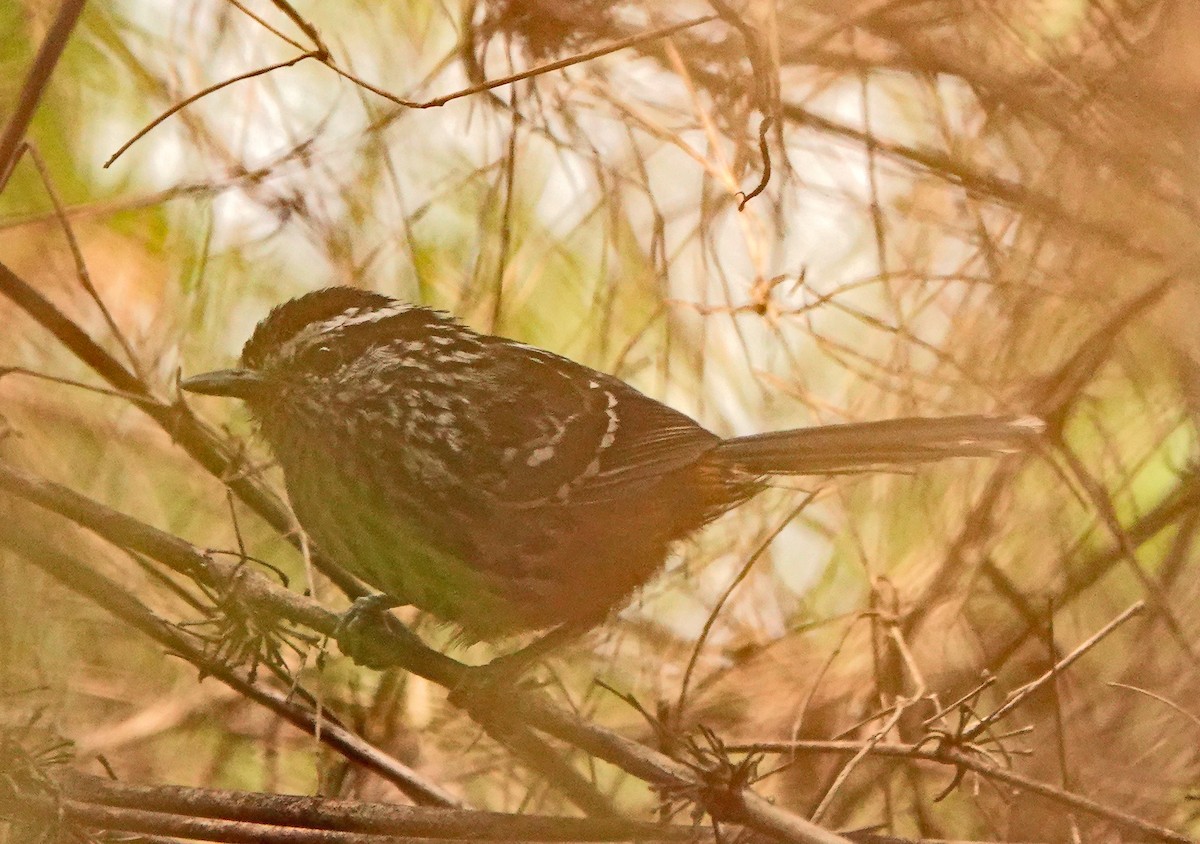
[183,287,1042,643]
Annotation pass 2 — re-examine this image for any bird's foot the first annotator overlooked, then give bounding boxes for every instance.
[332,593,408,669]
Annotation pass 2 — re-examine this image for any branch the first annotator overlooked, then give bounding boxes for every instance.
[104,51,324,168]
[725,740,1190,844]
[962,601,1144,741]
[991,466,1200,666]
[56,773,700,841]
[0,458,852,844]
[0,0,87,190]
[0,517,459,808]
[779,102,1168,263]
[0,259,366,599]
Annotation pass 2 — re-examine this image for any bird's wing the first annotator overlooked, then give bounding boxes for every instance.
[475,341,720,505]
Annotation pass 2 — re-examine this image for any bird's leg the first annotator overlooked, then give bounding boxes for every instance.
[332,593,412,669]
[453,622,589,705]
[486,622,585,676]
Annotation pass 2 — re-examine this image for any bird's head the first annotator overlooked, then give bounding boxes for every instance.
[180,287,467,424]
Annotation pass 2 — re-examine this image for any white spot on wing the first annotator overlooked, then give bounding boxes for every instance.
[527,446,555,466]
[602,391,620,439]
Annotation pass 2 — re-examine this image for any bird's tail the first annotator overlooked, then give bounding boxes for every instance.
[713,414,1045,476]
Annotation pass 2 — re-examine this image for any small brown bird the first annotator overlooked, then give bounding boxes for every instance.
[183,287,1042,641]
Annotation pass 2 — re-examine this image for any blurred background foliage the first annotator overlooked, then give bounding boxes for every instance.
[2,0,1200,840]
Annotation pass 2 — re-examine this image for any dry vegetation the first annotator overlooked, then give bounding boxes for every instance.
[2,0,1200,842]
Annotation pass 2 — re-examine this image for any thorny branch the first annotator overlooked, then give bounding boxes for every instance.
[2,772,705,841]
[961,601,1145,742]
[5,2,1198,840]
[0,514,459,808]
[726,739,1189,844]
[0,459,852,844]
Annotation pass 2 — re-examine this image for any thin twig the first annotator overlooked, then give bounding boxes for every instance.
[104,51,323,168]
[1108,682,1200,731]
[811,706,905,823]
[0,259,367,599]
[0,0,87,190]
[676,494,817,716]
[729,739,1190,844]
[415,16,718,109]
[1054,444,1198,665]
[0,365,159,406]
[224,0,306,51]
[1046,603,1082,842]
[922,675,996,727]
[23,144,146,380]
[266,0,329,55]
[963,601,1145,741]
[0,523,459,807]
[0,458,852,844]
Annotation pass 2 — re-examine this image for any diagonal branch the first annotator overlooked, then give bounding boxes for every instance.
[0,457,852,844]
[0,517,459,808]
[0,0,88,190]
[726,740,1190,844]
[0,259,366,599]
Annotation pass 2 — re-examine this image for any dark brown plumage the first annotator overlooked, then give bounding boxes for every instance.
[183,287,1042,640]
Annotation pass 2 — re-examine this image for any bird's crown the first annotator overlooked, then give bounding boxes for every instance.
[240,286,460,372]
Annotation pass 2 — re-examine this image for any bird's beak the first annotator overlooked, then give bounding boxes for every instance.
[180,368,270,400]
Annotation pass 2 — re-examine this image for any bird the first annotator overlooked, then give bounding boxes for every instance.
[182,286,1043,643]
